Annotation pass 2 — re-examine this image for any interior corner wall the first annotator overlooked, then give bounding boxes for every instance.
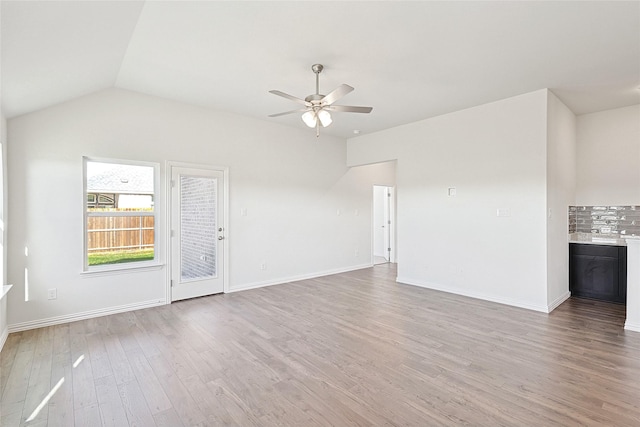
[348,89,550,311]
[546,91,576,310]
[1,108,8,349]
[6,88,380,329]
[1,1,5,291]
[1,110,6,287]
[576,104,640,205]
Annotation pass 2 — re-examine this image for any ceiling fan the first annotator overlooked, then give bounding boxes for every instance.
[269,64,373,137]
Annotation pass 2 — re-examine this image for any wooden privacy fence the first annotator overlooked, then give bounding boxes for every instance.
[87,216,154,252]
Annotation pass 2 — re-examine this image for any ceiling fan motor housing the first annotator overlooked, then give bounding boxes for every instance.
[305,94,324,104]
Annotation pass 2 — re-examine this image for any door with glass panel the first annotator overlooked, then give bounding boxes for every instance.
[170,166,225,301]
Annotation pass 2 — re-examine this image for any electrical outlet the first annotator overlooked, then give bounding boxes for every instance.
[48,288,57,300]
[260,262,267,271]
[354,249,359,257]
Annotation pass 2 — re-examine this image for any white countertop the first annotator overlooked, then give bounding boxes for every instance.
[569,232,640,246]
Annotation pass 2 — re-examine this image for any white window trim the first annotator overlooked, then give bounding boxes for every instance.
[82,156,162,274]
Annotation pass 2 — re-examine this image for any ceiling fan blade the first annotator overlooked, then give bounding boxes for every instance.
[326,105,373,114]
[321,84,354,105]
[269,90,310,106]
[268,108,308,118]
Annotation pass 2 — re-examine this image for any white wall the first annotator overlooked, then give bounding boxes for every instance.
[546,91,576,309]
[6,88,391,329]
[1,5,10,343]
[1,111,6,287]
[348,90,552,311]
[1,110,8,349]
[625,240,640,332]
[576,104,640,205]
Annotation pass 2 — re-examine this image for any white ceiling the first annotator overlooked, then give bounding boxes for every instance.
[2,1,639,139]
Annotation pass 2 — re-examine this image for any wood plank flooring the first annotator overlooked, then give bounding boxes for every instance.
[2,263,640,426]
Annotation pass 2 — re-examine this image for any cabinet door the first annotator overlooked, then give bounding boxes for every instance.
[569,244,625,303]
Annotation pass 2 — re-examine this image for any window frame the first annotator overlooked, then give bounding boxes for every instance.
[82,156,161,273]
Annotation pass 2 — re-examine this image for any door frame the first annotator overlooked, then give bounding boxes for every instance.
[371,185,396,264]
[165,161,230,303]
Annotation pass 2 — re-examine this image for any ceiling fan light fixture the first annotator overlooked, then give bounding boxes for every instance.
[317,109,332,127]
[270,63,372,136]
[301,111,317,128]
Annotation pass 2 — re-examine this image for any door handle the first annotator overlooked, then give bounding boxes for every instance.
[218,236,224,240]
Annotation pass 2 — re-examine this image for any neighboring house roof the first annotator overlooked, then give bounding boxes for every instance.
[87,164,153,194]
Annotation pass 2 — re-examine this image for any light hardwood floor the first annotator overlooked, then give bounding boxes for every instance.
[2,264,640,426]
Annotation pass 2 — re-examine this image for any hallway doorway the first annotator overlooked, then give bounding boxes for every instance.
[373,185,395,265]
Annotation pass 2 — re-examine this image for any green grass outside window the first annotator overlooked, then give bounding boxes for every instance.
[88,249,155,266]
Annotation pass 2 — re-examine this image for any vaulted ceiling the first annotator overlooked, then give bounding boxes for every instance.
[2,1,639,138]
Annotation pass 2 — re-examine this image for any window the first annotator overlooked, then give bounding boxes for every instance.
[83,158,159,271]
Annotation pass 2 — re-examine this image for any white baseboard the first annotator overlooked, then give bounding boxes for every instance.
[1,285,11,352]
[0,326,8,353]
[7,299,165,333]
[396,276,550,313]
[624,321,640,333]
[228,263,373,293]
[547,291,571,313]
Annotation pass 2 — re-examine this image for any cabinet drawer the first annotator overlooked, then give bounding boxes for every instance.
[570,243,619,257]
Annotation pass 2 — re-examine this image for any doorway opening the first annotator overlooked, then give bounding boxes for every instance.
[373,185,395,265]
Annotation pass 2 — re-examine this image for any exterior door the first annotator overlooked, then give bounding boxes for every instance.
[170,166,225,301]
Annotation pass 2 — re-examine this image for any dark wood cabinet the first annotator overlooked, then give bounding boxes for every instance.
[569,243,627,303]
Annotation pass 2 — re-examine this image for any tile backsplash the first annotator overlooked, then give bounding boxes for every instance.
[569,205,640,236]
